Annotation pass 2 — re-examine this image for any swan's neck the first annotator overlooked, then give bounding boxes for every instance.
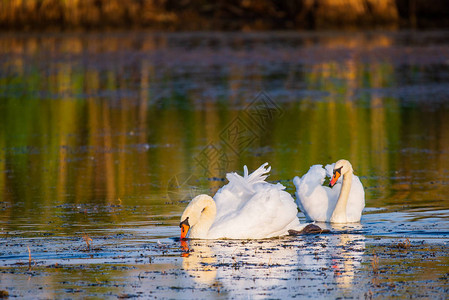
[331,171,352,223]
[189,199,217,238]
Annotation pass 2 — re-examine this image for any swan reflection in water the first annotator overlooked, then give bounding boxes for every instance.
[181,239,217,285]
[297,223,366,290]
[181,227,365,297]
[330,224,365,289]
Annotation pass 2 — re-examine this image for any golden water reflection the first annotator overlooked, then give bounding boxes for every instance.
[1,32,449,233]
[182,240,217,285]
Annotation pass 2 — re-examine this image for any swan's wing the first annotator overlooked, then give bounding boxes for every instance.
[294,164,339,222]
[245,162,271,184]
[209,184,301,239]
[301,164,326,187]
[324,163,334,178]
[222,162,270,194]
[213,187,242,221]
[214,163,271,221]
[294,164,326,220]
[293,176,307,217]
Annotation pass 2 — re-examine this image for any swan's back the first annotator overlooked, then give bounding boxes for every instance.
[210,163,301,239]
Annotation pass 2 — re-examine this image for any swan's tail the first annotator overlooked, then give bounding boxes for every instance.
[225,163,271,192]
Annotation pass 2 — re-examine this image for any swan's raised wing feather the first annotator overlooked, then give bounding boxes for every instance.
[214,163,271,221]
[245,162,271,184]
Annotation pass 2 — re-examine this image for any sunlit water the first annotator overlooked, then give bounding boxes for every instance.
[1,31,449,298]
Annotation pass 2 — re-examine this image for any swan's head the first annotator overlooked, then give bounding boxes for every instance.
[180,194,215,239]
[329,159,353,187]
[180,217,190,240]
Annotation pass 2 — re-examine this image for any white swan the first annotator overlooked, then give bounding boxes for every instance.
[293,159,365,223]
[180,163,303,239]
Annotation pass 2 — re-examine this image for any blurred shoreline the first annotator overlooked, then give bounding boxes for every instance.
[1,0,449,31]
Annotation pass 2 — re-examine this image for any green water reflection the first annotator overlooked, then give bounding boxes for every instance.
[1,31,449,234]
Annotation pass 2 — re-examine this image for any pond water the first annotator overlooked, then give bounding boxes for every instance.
[1,31,449,298]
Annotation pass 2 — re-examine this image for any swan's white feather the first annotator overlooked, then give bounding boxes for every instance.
[196,163,302,239]
[294,163,365,223]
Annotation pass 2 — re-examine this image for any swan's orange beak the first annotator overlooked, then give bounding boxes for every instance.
[329,171,341,187]
[180,217,190,240]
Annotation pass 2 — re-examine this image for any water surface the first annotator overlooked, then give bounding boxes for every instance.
[1,31,449,298]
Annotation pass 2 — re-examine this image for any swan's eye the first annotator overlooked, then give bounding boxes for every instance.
[180,217,190,228]
[333,166,343,175]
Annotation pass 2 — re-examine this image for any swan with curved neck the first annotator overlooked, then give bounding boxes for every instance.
[180,163,303,239]
[294,159,365,223]
[180,195,217,239]
[329,160,354,223]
